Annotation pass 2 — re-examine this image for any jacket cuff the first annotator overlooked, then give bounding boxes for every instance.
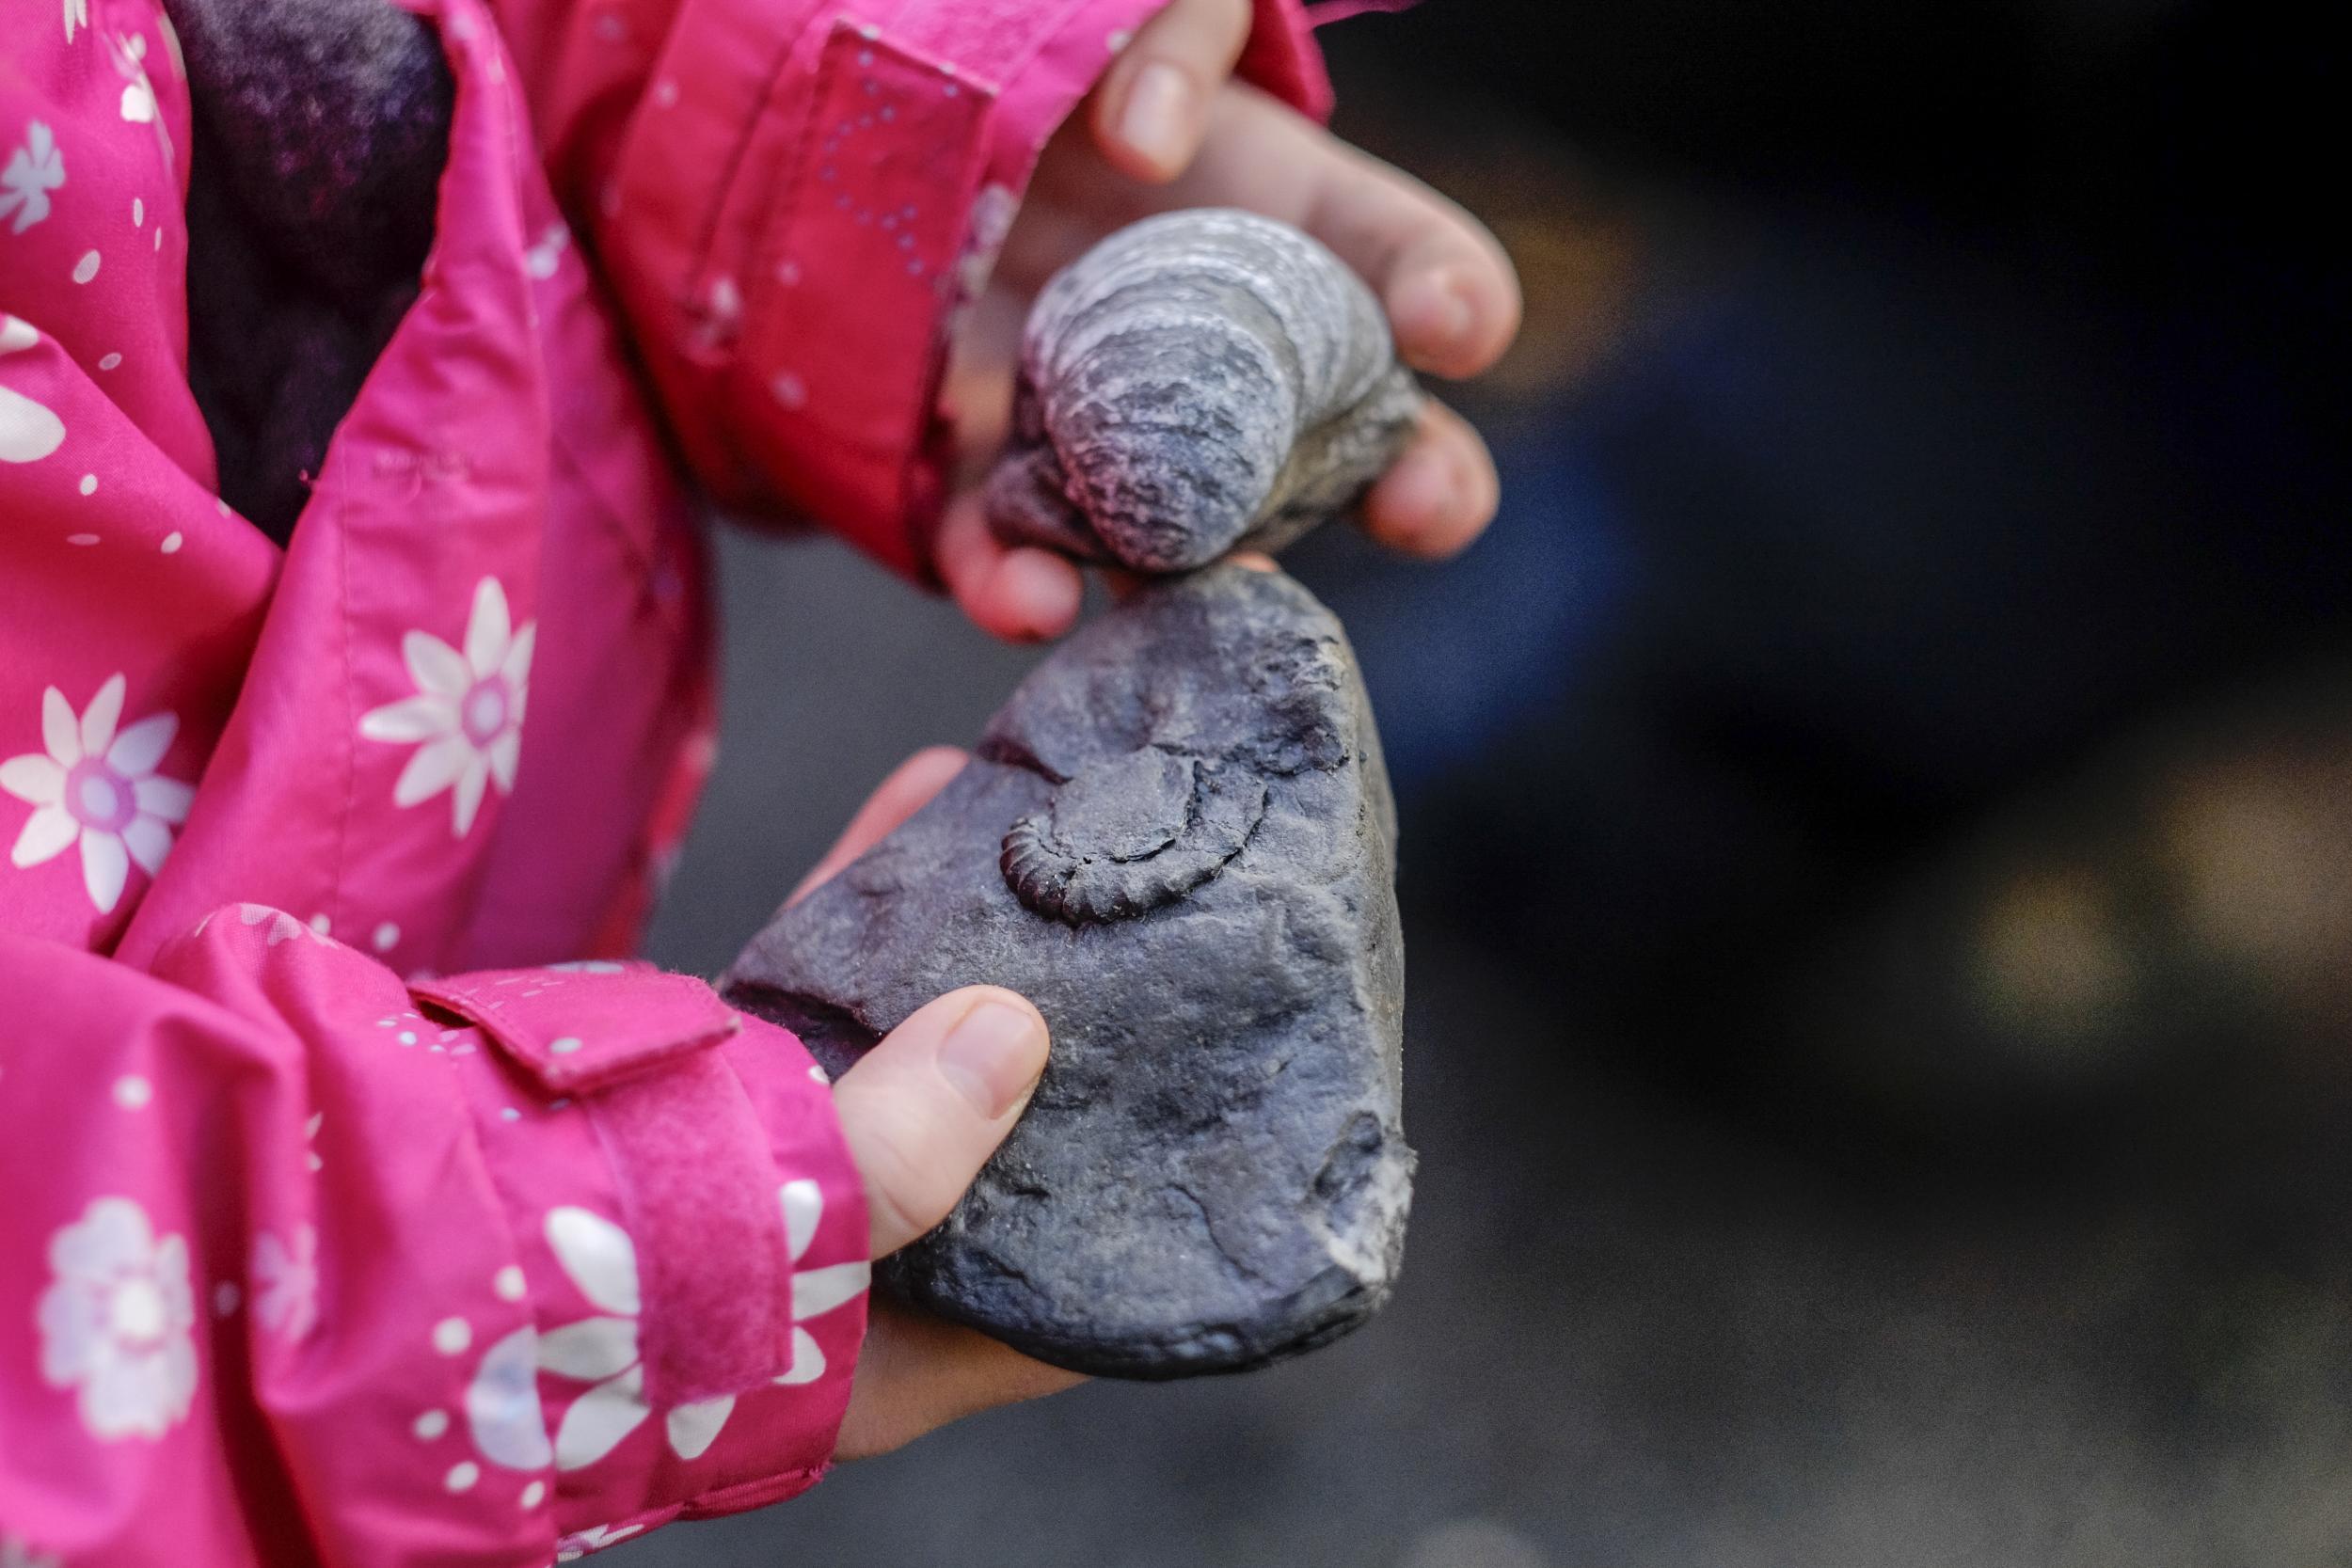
[424,960,867,1544]
[595,0,1334,581]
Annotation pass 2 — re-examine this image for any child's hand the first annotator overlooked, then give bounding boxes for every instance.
[936,0,1523,641]
[786,748,1088,1456]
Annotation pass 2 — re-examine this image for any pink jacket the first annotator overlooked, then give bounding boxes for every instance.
[0,2,1328,1563]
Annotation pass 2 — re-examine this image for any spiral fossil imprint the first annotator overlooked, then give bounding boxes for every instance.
[986,209,1423,573]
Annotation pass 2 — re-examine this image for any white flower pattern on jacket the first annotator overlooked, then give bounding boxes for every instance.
[250,1225,319,1340]
[2,674,192,913]
[1,313,67,466]
[536,1186,866,1471]
[0,121,64,235]
[38,1196,198,1440]
[358,578,535,837]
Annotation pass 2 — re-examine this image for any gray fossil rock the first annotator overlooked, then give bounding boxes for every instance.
[724,563,1411,1378]
[986,209,1422,573]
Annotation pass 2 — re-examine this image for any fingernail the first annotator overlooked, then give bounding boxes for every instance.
[938,999,1046,1118]
[1381,444,1454,531]
[1119,64,1192,169]
[1396,269,1474,350]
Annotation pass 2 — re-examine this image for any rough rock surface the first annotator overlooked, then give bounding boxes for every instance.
[986,209,1422,573]
[725,563,1412,1378]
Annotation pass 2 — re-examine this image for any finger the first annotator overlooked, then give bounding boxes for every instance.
[936,493,1087,642]
[1359,399,1500,559]
[787,746,968,907]
[836,1301,1088,1460]
[833,986,1050,1256]
[1090,0,1251,183]
[1163,86,1521,379]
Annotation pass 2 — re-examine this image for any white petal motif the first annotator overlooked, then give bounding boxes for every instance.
[133,775,192,823]
[451,754,490,836]
[79,673,124,759]
[105,712,176,776]
[0,385,65,464]
[392,733,472,809]
[40,687,80,766]
[466,1325,556,1470]
[465,578,512,680]
[536,1316,640,1382]
[358,694,455,744]
[664,1395,734,1461]
[791,1261,870,1323]
[0,752,64,805]
[402,630,471,703]
[775,1325,825,1386]
[10,802,77,867]
[544,1208,642,1317]
[553,1367,649,1471]
[49,1196,151,1278]
[780,1180,821,1264]
[120,814,170,876]
[80,828,129,912]
[485,728,520,793]
[500,623,536,690]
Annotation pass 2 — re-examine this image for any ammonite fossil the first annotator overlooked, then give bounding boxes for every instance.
[725,563,1411,1378]
[986,208,1423,573]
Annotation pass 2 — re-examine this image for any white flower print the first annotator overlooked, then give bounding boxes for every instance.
[0,122,64,236]
[235,903,329,948]
[554,1523,644,1560]
[38,1196,198,1440]
[61,0,88,44]
[1,312,66,464]
[536,1191,865,1471]
[776,1179,868,1387]
[250,1225,319,1340]
[2,675,192,914]
[358,578,535,837]
[464,1324,555,1470]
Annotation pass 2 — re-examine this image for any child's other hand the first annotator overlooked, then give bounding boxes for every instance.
[787,748,1087,1456]
[936,0,1522,641]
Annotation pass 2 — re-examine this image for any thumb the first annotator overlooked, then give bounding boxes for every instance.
[831,986,1050,1256]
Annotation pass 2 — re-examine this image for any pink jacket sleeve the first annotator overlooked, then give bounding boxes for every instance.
[486,0,1336,581]
[0,916,868,1568]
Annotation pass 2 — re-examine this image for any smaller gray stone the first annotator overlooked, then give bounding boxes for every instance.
[986,209,1422,574]
[725,563,1412,1379]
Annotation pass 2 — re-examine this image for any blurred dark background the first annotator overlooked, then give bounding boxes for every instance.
[628,3,2352,1562]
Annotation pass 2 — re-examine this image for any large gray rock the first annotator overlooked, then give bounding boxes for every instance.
[724,563,1412,1378]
